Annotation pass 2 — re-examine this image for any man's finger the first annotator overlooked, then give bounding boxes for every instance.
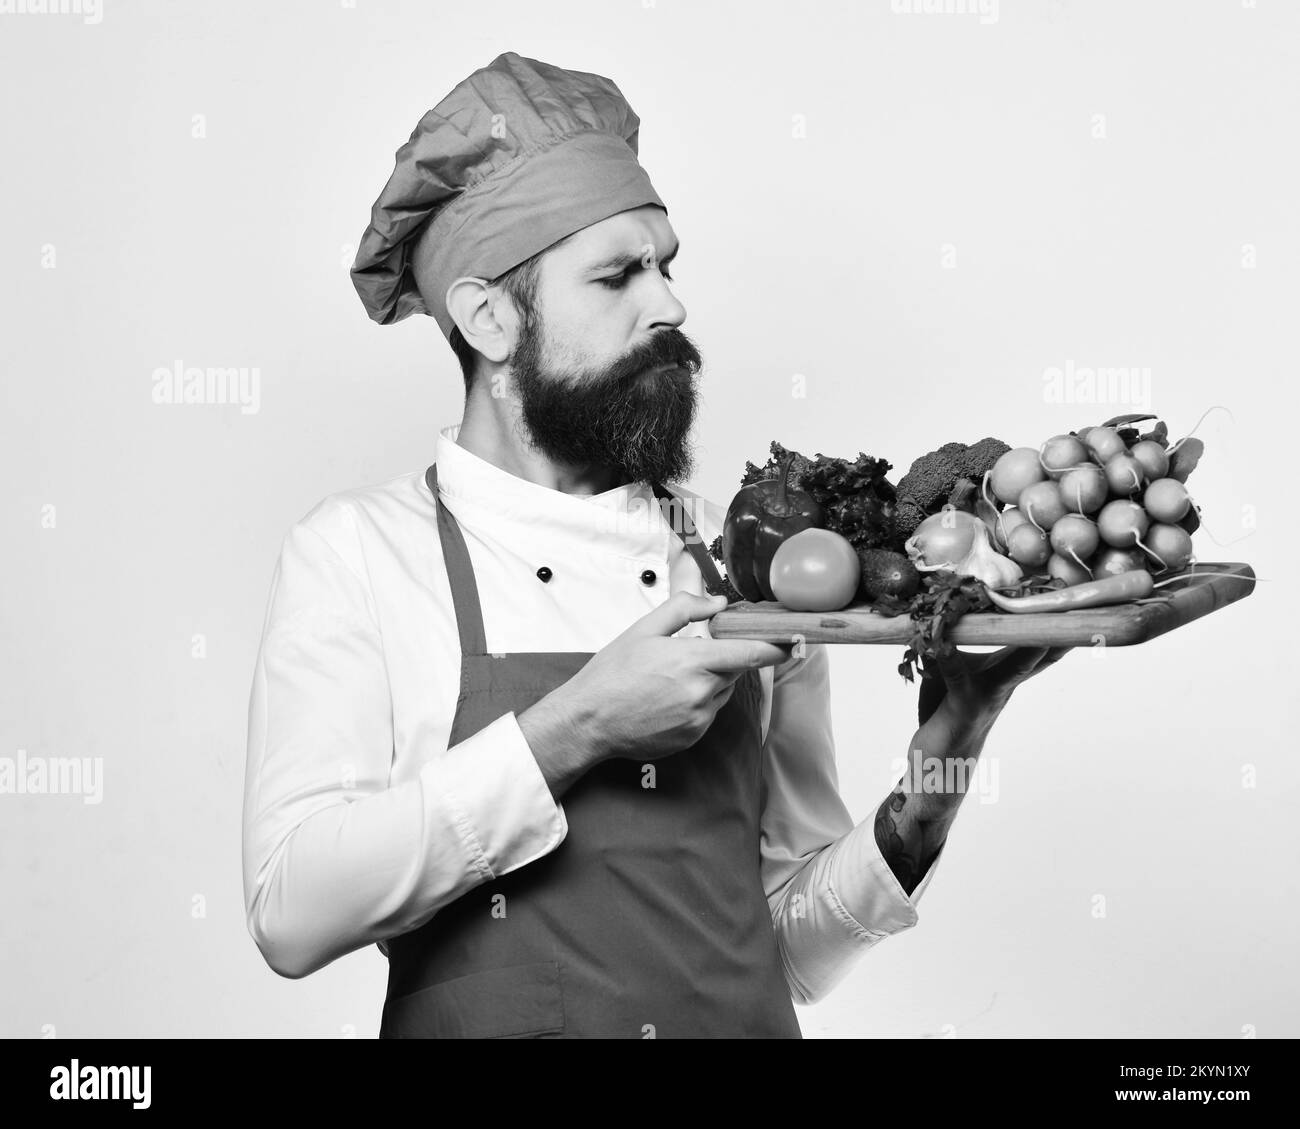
[696,639,792,673]
[928,649,976,689]
[1031,646,1072,673]
[624,591,728,639]
[709,681,738,710]
[990,646,1053,682]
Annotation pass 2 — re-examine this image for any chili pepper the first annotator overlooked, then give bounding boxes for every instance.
[721,454,826,602]
[984,570,1154,614]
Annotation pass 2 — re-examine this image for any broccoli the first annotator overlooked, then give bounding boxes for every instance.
[894,437,1011,542]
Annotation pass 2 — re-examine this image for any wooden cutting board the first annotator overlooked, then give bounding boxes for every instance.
[709,562,1256,648]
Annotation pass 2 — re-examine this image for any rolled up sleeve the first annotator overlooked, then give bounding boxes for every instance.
[242,520,565,980]
[760,643,943,1006]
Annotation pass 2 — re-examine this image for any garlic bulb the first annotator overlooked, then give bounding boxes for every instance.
[951,520,1023,587]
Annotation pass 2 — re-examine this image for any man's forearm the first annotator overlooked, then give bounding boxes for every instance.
[872,705,998,896]
[516,694,605,801]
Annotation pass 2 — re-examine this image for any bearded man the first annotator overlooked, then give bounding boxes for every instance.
[241,50,1064,1039]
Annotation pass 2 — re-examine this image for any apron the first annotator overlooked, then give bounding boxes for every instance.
[378,463,801,1039]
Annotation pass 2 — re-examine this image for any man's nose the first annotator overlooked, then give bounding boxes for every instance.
[646,275,687,332]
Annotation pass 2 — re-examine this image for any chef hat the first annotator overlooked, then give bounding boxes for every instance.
[350,50,667,340]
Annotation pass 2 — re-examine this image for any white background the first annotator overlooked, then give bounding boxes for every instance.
[2,0,1296,1037]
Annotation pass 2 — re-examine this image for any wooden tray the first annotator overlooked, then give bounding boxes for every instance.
[710,562,1256,648]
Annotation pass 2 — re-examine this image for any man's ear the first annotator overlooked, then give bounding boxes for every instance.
[446,277,511,365]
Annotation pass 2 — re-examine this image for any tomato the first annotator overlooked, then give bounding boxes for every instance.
[769,529,861,611]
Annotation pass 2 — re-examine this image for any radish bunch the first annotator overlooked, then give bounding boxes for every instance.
[980,412,1208,586]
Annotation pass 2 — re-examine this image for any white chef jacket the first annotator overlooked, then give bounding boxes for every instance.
[242,422,942,1007]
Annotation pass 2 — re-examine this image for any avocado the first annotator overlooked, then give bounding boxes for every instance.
[857,549,920,602]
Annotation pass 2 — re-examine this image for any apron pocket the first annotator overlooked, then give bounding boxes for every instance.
[382,960,565,1038]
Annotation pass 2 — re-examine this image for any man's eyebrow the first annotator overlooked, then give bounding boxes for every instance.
[586,241,680,273]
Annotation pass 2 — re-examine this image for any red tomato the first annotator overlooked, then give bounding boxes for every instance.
[769,529,861,611]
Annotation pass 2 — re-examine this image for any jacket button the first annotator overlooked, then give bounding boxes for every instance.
[640,569,657,586]
[536,566,552,582]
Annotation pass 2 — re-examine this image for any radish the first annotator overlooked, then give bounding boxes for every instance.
[1143,477,1191,524]
[1142,523,1194,572]
[1018,480,1067,531]
[1039,434,1089,478]
[1006,522,1050,568]
[1085,426,1126,464]
[1048,553,1093,586]
[1104,452,1145,496]
[1129,439,1170,481]
[1093,546,1147,577]
[1049,513,1100,566]
[990,448,1047,505]
[994,505,1030,551]
[1058,464,1108,514]
[1097,499,1150,548]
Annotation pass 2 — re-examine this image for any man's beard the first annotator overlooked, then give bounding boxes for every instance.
[508,307,703,487]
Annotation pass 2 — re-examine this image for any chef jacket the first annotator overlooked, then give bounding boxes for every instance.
[242,423,943,1006]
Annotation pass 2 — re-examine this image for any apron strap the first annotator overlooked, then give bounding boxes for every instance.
[426,463,488,656]
[650,483,727,597]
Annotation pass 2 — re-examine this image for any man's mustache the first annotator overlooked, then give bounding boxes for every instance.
[603,331,702,385]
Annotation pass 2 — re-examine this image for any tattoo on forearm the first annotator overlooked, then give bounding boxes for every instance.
[874,788,924,895]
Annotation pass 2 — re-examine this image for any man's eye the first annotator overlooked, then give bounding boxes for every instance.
[597,266,674,289]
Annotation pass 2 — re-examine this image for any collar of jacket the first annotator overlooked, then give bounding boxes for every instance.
[429,423,681,562]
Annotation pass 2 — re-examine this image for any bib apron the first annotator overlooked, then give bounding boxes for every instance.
[378,463,800,1039]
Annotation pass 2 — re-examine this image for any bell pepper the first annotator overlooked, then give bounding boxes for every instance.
[722,454,827,602]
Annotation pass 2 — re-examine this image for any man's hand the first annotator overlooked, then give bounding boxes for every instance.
[917,645,1071,730]
[517,592,792,799]
[875,645,1071,896]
